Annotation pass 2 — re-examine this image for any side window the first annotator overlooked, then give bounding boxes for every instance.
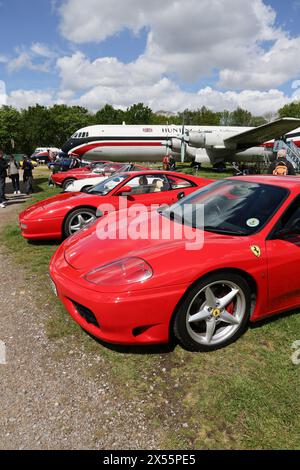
[167,175,194,189]
[125,175,170,195]
[278,196,300,232]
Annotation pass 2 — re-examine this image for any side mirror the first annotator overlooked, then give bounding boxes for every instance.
[177,191,185,200]
[114,185,132,196]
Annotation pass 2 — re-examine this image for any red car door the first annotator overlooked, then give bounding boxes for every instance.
[113,174,177,209]
[266,195,300,312]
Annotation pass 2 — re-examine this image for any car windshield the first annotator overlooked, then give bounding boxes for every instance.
[88,174,128,195]
[162,179,288,235]
[92,163,126,174]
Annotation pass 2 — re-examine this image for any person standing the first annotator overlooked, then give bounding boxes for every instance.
[0,149,8,208]
[22,155,34,195]
[267,149,296,175]
[169,155,176,171]
[163,154,170,171]
[8,154,21,194]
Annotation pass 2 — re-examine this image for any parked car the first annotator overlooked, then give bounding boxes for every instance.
[20,171,212,239]
[51,162,146,191]
[50,175,300,351]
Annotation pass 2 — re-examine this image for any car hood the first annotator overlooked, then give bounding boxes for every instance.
[62,209,252,288]
[21,192,93,219]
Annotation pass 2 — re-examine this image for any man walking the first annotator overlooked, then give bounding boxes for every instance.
[0,150,8,208]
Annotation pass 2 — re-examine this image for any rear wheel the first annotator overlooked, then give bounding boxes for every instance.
[62,178,75,191]
[63,208,97,237]
[174,272,251,351]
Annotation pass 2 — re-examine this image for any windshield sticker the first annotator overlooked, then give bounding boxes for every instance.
[246,218,260,228]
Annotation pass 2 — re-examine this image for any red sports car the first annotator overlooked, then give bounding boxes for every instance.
[50,175,300,351]
[20,171,212,239]
[52,162,147,190]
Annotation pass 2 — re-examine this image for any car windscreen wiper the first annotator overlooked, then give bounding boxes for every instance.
[203,226,247,236]
[88,190,106,195]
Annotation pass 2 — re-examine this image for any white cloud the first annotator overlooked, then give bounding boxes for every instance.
[5,1,300,115]
[6,89,56,109]
[54,50,291,115]
[6,51,50,73]
[31,42,56,59]
[5,43,57,74]
[0,80,7,106]
[57,0,300,89]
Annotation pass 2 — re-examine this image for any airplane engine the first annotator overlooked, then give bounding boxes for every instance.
[189,132,225,148]
[168,138,182,152]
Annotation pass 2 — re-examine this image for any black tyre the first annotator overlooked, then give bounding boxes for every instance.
[62,178,76,191]
[173,272,251,351]
[63,207,97,238]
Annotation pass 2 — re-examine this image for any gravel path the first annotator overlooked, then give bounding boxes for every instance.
[0,189,158,450]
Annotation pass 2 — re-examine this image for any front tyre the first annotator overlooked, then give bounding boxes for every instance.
[62,178,75,191]
[174,272,251,351]
[63,208,97,237]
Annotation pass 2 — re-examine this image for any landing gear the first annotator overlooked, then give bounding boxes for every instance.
[212,162,226,172]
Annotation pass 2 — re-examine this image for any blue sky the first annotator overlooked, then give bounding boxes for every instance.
[0,0,300,114]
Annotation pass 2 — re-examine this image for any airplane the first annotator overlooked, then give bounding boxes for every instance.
[61,119,300,168]
[31,147,61,162]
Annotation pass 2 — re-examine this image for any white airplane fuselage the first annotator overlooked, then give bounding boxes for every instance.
[61,124,300,166]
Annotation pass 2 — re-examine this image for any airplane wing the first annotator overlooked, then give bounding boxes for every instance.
[224,118,300,148]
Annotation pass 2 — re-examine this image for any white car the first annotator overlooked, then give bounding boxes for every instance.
[65,174,120,192]
[64,163,148,192]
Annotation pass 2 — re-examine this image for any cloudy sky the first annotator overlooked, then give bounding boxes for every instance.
[1,0,300,115]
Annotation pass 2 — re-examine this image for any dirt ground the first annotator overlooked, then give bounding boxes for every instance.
[0,181,159,450]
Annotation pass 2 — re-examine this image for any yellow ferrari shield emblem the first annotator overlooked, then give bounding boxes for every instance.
[250,245,261,258]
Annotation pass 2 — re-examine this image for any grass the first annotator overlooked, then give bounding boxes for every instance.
[1,165,300,449]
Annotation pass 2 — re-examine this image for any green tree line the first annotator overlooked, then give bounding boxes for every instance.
[1,101,299,154]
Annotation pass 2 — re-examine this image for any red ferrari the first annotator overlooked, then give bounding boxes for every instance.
[52,162,147,190]
[50,175,300,351]
[20,171,211,239]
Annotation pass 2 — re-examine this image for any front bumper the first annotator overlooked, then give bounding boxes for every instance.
[19,216,63,240]
[49,245,187,345]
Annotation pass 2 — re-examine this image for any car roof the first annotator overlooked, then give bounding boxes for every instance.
[113,170,204,179]
[227,175,300,190]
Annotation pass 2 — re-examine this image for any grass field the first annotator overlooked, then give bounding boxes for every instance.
[1,166,300,449]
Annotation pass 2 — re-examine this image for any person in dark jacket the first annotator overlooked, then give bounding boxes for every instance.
[22,156,34,195]
[8,154,21,194]
[268,149,296,175]
[0,149,8,207]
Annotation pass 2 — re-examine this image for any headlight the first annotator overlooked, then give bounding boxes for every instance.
[84,257,153,285]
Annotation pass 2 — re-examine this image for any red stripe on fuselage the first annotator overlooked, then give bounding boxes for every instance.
[72,141,163,156]
[263,140,300,148]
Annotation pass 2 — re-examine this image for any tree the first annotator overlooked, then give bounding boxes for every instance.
[47,105,91,146]
[230,107,253,126]
[19,105,51,154]
[125,103,153,124]
[94,104,125,124]
[0,106,22,152]
[249,116,267,127]
[278,101,300,119]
